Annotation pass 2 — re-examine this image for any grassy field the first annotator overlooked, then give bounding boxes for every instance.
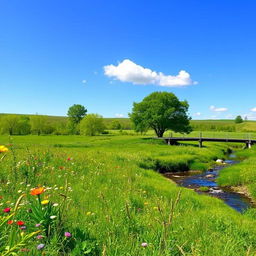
[0,134,256,255]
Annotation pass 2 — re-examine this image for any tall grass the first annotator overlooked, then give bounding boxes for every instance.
[0,135,256,255]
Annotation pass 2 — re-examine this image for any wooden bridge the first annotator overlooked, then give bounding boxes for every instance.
[156,135,256,148]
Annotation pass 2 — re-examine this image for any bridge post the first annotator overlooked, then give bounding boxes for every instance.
[168,139,171,145]
[199,132,202,148]
[245,141,252,149]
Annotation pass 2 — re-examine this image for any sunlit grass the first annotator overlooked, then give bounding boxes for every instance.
[0,134,256,255]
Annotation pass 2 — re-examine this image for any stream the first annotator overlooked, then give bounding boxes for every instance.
[164,157,254,213]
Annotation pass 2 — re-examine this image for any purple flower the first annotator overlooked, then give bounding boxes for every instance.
[35,223,41,227]
[20,225,26,230]
[64,232,72,238]
[36,235,44,239]
[141,242,148,248]
[37,244,45,250]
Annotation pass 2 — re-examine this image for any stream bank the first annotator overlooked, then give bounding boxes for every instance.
[164,156,255,212]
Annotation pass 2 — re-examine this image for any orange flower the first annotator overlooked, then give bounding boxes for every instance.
[30,187,44,196]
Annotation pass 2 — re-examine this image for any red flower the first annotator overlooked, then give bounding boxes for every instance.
[67,157,71,161]
[17,221,25,226]
[7,220,13,225]
[3,207,11,213]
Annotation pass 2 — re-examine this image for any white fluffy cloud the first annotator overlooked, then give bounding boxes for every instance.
[104,59,197,87]
[250,107,256,112]
[82,80,87,84]
[209,105,228,112]
[194,112,201,116]
[115,113,124,118]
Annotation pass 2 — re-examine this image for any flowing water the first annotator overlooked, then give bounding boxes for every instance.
[164,158,254,212]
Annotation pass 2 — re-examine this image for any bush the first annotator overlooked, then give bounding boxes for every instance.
[80,114,105,136]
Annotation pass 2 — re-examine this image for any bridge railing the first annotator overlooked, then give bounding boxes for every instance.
[166,132,256,140]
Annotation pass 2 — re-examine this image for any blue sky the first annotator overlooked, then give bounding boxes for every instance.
[1,0,256,119]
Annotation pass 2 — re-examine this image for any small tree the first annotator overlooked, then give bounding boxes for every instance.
[16,116,31,135]
[67,104,87,125]
[30,115,49,135]
[235,115,243,124]
[1,115,20,135]
[67,104,87,134]
[129,92,192,137]
[110,120,122,130]
[80,114,105,136]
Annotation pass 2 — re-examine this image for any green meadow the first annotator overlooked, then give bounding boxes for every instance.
[1,134,256,255]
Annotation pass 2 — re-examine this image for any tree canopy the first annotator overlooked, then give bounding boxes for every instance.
[235,115,243,124]
[67,104,87,125]
[129,92,192,137]
[80,114,105,136]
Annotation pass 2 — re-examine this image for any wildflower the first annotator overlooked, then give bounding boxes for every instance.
[37,244,45,250]
[67,157,71,161]
[59,166,64,170]
[86,211,92,216]
[17,221,25,226]
[30,187,44,196]
[0,145,8,153]
[20,248,30,252]
[36,235,44,239]
[41,200,49,205]
[144,202,149,205]
[20,226,26,230]
[3,207,11,213]
[7,220,13,225]
[35,223,41,227]
[153,206,158,210]
[64,232,72,238]
[53,203,59,207]
[50,215,57,219]
[141,242,148,247]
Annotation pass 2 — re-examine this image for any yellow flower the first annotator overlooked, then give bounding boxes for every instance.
[0,145,8,153]
[153,206,158,210]
[144,202,149,205]
[41,200,49,205]
[86,211,92,216]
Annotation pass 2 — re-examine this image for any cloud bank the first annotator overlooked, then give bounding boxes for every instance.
[209,105,228,112]
[104,59,197,87]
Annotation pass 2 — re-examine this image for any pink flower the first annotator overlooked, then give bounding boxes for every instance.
[3,207,11,213]
[141,242,148,248]
[64,232,72,238]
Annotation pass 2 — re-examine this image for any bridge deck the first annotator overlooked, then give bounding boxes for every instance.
[157,137,256,143]
[155,137,255,148]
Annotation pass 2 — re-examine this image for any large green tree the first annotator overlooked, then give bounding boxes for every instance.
[129,92,192,137]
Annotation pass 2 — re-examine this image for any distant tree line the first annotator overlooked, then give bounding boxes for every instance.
[0,96,249,136]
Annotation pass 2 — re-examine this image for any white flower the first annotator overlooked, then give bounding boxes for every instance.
[53,203,59,207]
[50,215,57,219]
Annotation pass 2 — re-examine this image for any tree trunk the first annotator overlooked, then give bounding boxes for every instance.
[155,129,165,137]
